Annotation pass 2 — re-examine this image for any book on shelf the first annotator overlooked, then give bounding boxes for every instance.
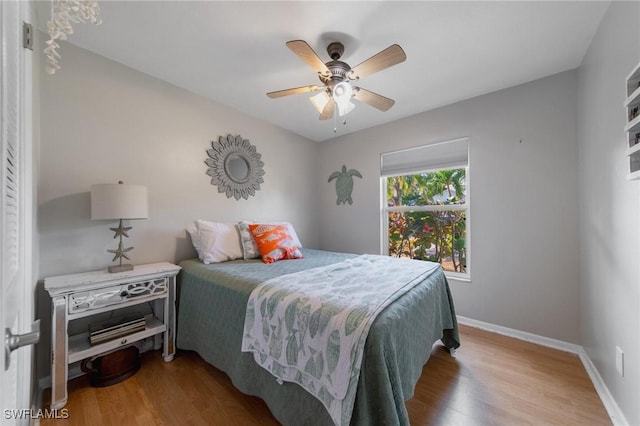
[89,312,146,346]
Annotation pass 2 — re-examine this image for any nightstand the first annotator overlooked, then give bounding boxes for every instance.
[44,262,181,409]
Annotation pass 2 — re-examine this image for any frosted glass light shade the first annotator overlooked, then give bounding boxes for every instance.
[332,82,355,116]
[91,183,149,220]
[333,81,352,101]
[336,99,355,116]
[309,91,330,113]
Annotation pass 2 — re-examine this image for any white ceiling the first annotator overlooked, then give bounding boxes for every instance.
[35,1,609,142]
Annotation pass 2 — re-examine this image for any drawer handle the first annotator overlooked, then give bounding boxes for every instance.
[121,338,127,345]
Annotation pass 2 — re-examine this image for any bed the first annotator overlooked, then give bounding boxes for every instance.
[176,248,459,426]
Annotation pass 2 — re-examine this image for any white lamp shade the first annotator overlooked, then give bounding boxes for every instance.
[91,183,149,220]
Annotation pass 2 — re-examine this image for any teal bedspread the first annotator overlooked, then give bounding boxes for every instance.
[177,249,459,426]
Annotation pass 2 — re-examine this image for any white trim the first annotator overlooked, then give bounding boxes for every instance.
[577,348,629,426]
[445,273,471,283]
[457,316,629,426]
[457,315,581,353]
[386,204,467,213]
[38,363,84,395]
[379,176,389,256]
[380,162,470,278]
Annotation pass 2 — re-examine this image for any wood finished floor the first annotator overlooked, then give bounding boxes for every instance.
[41,324,612,426]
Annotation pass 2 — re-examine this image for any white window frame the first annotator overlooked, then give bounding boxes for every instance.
[380,139,470,281]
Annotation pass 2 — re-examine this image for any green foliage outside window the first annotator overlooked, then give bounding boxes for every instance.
[387,169,467,273]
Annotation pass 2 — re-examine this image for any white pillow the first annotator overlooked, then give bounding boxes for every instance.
[237,221,302,260]
[186,227,203,261]
[195,220,243,264]
[279,222,302,248]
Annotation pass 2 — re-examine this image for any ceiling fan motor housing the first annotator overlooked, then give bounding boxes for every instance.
[320,60,352,86]
[318,42,354,87]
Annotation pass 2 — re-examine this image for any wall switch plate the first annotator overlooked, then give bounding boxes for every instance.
[616,346,624,377]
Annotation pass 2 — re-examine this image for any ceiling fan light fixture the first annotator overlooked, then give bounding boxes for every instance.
[267,40,406,122]
[333,81,352,101]
[336,99,355,116]
[310,90,331,113]
[333,82,355,116]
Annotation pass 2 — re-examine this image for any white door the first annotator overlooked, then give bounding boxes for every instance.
[1,0,35,424]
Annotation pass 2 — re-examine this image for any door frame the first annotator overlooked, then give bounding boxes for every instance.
[1,0,36,420]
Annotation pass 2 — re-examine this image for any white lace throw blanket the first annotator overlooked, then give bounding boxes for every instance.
[241,254,440,426]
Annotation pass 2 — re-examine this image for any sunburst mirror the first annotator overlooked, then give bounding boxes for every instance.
[205,134,265,200]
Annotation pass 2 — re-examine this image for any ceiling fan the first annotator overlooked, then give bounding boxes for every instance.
[267,40,406,120]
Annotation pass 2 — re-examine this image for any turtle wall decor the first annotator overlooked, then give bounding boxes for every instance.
[328,165,362,205]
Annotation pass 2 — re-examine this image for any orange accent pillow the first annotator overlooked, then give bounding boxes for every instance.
[248,224,303,264]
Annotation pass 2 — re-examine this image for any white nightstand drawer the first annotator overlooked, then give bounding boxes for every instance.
[68,277,168,314]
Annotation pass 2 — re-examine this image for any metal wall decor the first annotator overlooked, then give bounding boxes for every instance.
[328,165,362,205]
[205,134,265,200]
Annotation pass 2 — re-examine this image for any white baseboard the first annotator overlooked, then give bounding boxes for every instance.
[38,363,83,393]
[577,348,629,426]
[457,315,629,426]
[457,315,582,353]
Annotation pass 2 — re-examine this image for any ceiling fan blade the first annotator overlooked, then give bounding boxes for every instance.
[350,44,406,80]
[319,99,335,120]
[353,87,395,111]
[267,85,322,98]
[286,40,330,76]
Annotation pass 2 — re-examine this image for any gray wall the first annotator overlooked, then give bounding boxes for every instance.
[36,41,319,377]
[38,41,319,279]
[317,71,581,344]
[34,7,640,422]
[578,2,640,425]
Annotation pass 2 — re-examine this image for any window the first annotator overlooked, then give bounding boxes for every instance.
[381,138,469,279]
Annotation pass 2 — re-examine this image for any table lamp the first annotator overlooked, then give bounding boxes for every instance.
[91,181,148,273]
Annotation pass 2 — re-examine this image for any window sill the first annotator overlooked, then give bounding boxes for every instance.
[444,273,471,283]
